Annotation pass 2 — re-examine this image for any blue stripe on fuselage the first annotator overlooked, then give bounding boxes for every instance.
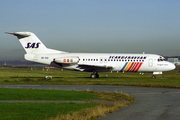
[120,62,128,72]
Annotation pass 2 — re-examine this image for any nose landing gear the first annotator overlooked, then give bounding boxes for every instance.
[151,75,156,78]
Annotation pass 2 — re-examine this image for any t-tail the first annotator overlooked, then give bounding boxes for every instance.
[6,32,66,54]
[6,31,176,78]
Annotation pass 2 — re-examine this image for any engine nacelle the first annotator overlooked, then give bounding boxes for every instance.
[54,57,79,64]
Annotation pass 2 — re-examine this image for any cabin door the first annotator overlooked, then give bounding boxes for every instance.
[148,59,153,67]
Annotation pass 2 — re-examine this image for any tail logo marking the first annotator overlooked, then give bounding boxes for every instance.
[25,42,41,49]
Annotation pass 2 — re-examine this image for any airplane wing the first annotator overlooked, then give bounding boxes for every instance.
[77,64,113,72]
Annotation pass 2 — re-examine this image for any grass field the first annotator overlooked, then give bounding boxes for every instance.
[0,67,180,88]
[0,88,98,100]
[0,103,97,120]
[0,88,134,120]
[0,88,98,120]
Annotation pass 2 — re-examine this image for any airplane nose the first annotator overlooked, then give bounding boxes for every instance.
[170,63,176,70]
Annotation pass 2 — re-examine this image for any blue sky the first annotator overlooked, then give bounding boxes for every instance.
[0,0,180,60]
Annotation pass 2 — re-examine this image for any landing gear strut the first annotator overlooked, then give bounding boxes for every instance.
[90,72,99,78]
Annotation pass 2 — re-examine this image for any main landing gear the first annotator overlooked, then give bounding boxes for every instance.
[90,72,99,78]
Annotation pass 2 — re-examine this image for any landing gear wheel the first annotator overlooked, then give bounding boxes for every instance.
[90,72,99,78]
[151,75,156,78]
[90,74,96,78]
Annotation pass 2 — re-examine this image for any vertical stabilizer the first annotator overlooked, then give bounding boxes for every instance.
[6,32,66,54]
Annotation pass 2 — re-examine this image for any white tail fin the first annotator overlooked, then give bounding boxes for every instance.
[6,32,66,54]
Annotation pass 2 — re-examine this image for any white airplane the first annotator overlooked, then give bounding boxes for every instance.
[6,32,175,78]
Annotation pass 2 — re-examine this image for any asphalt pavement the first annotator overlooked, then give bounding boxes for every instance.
[1,85,180,120]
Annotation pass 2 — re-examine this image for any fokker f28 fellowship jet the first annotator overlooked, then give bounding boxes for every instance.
[6,32,175,78]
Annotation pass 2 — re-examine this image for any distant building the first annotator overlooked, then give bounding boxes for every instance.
[168,58,179,65]
[1,61,12,68]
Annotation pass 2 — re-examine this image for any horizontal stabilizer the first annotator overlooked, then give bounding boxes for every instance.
[6,32,30,39]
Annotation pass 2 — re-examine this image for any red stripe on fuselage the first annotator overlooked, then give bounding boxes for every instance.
[132,62,139,72]
[129,62,137,72]
[135,62,143,72]
[127,62,135,72]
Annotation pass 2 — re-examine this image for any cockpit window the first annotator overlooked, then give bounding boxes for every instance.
[158,57,166,62]
[158,59,163,61]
